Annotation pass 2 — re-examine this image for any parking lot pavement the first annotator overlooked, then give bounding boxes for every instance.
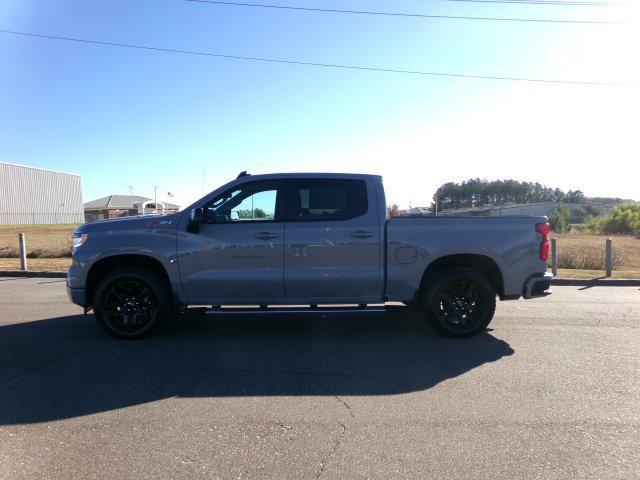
[0,279,638,480]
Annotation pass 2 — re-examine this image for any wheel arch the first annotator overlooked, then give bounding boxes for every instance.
[85,254,173,308]
[418,253,505,300]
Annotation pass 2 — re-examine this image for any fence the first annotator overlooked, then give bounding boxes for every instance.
[550,237,615,277]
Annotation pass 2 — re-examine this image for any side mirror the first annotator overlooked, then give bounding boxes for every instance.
[190,207,204,223]
[187,207,204,233]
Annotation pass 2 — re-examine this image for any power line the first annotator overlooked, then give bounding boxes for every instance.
[0,29,631,87]
[186,0,620,24]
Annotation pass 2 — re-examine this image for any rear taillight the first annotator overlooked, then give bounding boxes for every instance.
[536,222,550,261]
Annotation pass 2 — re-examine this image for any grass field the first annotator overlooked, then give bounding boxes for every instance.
[0,224,75,259]
[0,257,72,272]
[551,232,640,272]
[1,224,639,278]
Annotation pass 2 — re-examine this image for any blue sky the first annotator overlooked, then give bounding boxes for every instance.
[1,0,637,208]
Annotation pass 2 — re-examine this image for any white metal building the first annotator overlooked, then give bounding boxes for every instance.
[0,162,84,224]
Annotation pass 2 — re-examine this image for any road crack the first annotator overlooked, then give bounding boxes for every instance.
[316,421,347,480]
[314,387,355,479]
[332,395,355,419]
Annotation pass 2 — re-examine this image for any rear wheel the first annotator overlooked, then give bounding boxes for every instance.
[93,267,169,339]
[421,267,496,338]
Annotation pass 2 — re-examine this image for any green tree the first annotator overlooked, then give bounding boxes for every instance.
[550,205,570,233]
[565,190,586,203]
[387,204,401,217]
[586,204,640,236]
[569,207,588,224]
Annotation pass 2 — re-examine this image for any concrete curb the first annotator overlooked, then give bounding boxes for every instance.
[0,270,67,278]
[551,278,640,287]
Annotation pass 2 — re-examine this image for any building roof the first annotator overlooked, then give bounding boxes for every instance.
[405,207,431,215]
[84,195,179,210]
[0,161,81,177]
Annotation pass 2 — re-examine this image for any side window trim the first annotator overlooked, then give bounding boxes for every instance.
[201,179,287,224]
[285,178,368,222]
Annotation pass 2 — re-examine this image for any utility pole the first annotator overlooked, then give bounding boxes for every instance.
[127,186,134,213]
[154,185,159,214]
[435,193,438,217]
[202,168,205,194]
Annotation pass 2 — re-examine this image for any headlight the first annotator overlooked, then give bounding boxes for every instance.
[72,233,88,249]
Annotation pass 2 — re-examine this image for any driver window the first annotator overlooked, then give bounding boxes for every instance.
[203,182,278,223]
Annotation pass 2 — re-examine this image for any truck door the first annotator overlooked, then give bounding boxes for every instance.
[178,179,286,304]
[283,177,383,302]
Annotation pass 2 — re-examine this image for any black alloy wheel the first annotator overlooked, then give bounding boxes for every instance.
[94,267,169,339]
[422,267,496,337]
[435,279,487,330]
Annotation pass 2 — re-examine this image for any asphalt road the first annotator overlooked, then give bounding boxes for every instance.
[0,278,638,480]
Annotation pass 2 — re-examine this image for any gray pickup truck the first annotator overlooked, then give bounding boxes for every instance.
[67,172,552,339]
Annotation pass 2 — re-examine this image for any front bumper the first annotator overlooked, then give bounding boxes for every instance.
[66,282,87,307]
[523,272,553,299]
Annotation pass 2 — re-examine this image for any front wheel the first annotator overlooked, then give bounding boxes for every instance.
[93,267,169,339]
[421,267,496,338]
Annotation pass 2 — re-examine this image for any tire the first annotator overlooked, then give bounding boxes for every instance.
[421,267,496,338]
[93,266,170,339]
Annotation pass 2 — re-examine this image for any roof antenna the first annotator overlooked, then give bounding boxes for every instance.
[237,171,249,178]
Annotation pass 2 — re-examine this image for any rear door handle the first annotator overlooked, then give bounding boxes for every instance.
[255,232,279,240]
[351,230,374,239]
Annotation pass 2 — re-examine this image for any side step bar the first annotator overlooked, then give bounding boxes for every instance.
[183,304,407,316]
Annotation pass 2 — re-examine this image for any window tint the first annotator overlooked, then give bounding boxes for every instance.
[289,179,367,221]
[203,181,279,223]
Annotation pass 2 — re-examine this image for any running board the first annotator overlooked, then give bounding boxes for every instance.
[183,304,407,316]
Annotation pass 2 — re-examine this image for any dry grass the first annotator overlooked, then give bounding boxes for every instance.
[554,268,640,280]
[555,247,623,270]
[0,224,75,258]
[552,231,640,272]
[0,257,72,272]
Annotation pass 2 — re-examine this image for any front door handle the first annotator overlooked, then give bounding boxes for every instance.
[255,232,279,240]
[351,230,374,239]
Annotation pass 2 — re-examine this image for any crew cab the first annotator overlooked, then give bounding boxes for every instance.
[67,173,552,339]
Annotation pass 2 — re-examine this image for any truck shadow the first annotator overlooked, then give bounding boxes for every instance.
[0,311,514,425]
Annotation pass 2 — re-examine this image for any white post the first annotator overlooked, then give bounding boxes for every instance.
[605,238,612,277]
[551,238,558,277]
[19,233,28,271]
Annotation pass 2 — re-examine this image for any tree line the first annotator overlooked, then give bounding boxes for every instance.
[385,178,634,218]
[430,179,588,213]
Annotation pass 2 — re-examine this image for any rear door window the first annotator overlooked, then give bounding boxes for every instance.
[287,179,367,221]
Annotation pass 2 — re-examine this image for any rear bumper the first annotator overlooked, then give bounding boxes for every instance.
[523,272,553,299]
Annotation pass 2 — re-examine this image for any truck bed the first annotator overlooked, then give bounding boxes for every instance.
[385,216,549,301]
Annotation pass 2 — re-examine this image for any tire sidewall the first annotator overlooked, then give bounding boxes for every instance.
[422,267,496,338]
[94,268,168,339]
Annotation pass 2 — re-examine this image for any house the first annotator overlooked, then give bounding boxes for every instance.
[84,195,180,222]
